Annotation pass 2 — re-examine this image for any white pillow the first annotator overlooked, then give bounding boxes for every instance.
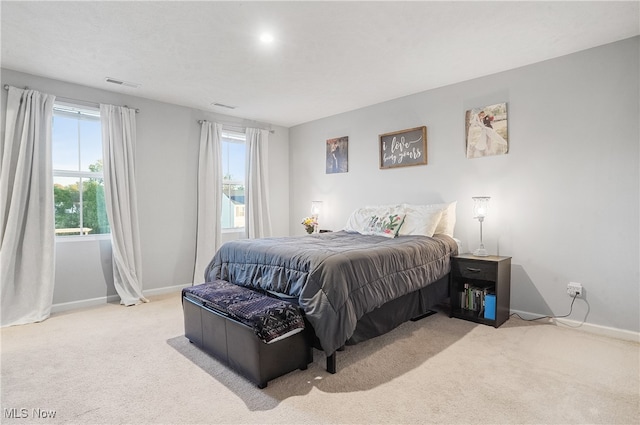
[434,201,456,236]
[402,201,457,237]
[344,204,405,238]
[398,206,443,237]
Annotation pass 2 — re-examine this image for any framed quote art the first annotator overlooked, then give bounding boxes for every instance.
[379,126,427,169]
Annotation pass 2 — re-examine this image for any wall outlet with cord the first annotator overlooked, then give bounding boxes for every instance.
[567,282,583,297]
[511,282,585,322]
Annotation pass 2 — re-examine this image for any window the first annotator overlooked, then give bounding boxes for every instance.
[221,131,246,230]
[52,102,109,237]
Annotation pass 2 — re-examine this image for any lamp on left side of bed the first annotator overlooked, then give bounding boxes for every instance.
[311,201,323,234]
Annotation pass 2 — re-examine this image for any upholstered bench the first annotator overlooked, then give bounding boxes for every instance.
[182,280,312,388]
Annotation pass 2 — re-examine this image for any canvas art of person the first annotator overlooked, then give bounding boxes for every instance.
[465,103,508,158]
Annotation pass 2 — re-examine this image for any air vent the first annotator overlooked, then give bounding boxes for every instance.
[212,102,237,110]
[105,77,140,88]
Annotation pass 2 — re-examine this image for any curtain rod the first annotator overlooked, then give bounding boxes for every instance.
[3,84,140,113]
[197,119,274,134]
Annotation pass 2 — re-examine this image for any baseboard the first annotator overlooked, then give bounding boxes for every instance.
[510,309,640,343]
[51,283,192,314]
[143,283,192,297]
[51,294,121,314]
[551,317,640,343]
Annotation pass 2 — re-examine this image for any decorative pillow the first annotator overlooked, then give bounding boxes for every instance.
[398,206,443,237]
[344,204,403,234]
[360,213,406,238]
[433,201,456,236]
[402,201,457,237]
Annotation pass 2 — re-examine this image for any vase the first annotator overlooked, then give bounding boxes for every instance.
[305,227,314,234]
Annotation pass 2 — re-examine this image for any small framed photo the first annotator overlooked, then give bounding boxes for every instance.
[465,102,508,158]
[326,136,348,174]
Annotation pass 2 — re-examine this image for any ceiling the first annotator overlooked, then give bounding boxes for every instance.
[2,1,638,128]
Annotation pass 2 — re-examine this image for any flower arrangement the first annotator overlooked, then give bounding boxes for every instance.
[301,216,317,234]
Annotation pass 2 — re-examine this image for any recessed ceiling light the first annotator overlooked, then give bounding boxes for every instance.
[259,33,274,44]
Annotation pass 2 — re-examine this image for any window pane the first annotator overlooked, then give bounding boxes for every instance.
[54,176,81,235]
[221,183,231,229]
[52,103,108,237]
[221,132,246,230]
[82,177,110,235]
[80,119,103,172]
[52,115,79,171]
[221,138,245,182]
[222,142,229,178]
[222,182,245,229]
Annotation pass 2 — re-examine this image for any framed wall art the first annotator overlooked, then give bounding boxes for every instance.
[465,102,508,158]
[326,136,348,174]
[379,126,427,169]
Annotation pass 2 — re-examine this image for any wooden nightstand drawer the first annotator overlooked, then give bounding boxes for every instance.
[452,259,497,281]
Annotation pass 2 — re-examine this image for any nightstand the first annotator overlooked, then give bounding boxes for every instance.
[449,254,511,328]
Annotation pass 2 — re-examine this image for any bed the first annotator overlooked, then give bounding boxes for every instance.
[203,202,459,371]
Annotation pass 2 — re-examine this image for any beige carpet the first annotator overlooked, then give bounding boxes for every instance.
[1,291,638,424]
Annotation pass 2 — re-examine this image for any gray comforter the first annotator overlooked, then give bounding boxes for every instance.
[204,231,458,355]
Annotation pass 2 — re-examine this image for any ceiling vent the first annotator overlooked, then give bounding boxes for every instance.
[212,102,237,110]
[105,77,140,88]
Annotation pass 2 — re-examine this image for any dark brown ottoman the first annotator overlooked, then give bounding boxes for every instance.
[182,280,312,388]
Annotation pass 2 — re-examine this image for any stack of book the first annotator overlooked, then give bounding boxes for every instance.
[459,283,495,318]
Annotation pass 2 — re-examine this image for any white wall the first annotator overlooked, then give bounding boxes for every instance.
[289,37,639,333]
[0,68,289,305]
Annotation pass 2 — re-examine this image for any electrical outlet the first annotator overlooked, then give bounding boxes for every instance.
[567,282,583,297]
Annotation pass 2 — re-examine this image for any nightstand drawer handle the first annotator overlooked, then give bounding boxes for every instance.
[466,267,482,272]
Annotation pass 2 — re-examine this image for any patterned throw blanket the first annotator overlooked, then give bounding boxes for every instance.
[183,280,305,344]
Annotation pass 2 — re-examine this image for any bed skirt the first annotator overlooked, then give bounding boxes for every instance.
[348,273,449,344]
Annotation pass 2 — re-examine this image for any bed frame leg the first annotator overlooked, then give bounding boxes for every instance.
[410,309,437,321]
[326,352,336,374]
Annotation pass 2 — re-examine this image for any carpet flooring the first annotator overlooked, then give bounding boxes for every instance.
[2,291,638,424]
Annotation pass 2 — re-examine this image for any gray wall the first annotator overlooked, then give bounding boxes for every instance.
[1,68,290,305]
[289,37,639,333]
[2,37,637,334]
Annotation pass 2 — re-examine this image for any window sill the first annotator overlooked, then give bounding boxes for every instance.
[55,234,111,243]
[222,228,245,234]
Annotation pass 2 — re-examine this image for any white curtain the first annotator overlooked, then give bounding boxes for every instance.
[245,128,272,239]
[0,87,56,326]
[192,122,222,283]
[100,104,147,306]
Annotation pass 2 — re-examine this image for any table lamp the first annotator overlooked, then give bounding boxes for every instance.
[472,196,490,256]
